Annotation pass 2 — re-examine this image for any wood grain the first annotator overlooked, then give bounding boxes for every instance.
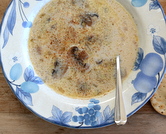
[0,0,166,134]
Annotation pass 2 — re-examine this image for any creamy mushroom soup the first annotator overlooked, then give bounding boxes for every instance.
[28,0,139,99]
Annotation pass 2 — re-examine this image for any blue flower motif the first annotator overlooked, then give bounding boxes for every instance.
[150,28,156,34]
[12,56,18,62]
[8,52,23,65]
[147,25,160,35]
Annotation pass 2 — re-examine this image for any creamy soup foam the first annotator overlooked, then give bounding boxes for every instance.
[28,0,139,99]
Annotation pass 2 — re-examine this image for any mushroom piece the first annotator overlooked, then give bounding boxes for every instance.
[52,59,68,79]
[67,46,89,71]
[81,13,99,27]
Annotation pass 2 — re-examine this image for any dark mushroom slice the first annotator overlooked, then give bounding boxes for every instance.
[67,46,89,71]
[52,59,68,79]
[81,13,99,27]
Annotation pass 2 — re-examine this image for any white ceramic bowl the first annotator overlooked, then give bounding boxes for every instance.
[0,0,166,128]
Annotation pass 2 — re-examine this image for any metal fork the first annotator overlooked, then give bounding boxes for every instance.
[114,56,127,125]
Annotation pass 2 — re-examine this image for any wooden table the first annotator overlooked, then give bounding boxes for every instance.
[0,0,166,133]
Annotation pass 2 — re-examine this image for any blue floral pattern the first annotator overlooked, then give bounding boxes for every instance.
[2,0,41,49]
[0,0,166,128]
[18,0,32,28]
[2,0,16,48]
[48,99,114,127]
[7,64,44,106]
[72,99,114,127]
[131,36,166,105]
[149,0,160,10]
[131,0,166,105]
[49,105,73,125]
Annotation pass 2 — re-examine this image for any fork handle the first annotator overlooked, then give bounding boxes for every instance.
[114,56,127,125]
